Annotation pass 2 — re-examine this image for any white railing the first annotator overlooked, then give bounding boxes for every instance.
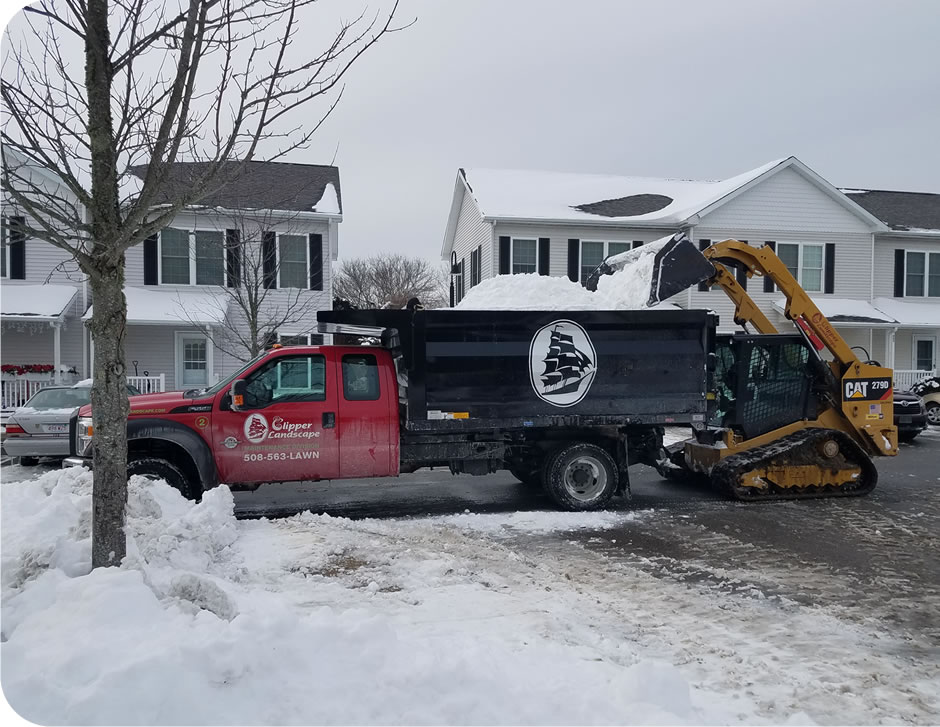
[894,369,936,391]
[1,378,58,409]
[127,374,166,394]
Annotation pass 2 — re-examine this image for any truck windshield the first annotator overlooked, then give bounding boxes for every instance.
[196,352,269,397]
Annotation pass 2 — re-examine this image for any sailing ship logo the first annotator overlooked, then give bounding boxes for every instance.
[529,320,597,407]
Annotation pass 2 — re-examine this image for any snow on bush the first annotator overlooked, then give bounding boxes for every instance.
[1,467,714,725]
[911,375,939,396]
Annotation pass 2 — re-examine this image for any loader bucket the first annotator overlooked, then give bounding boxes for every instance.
[584,233,716,305]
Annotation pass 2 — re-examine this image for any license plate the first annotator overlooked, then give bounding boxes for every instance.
[42,424,68,433]
[899,416,912,424]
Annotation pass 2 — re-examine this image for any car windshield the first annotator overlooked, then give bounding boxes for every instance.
[198,352,270,397]
[24,388,92,410]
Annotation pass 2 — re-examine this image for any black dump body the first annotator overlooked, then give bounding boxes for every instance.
[319,308,717,434]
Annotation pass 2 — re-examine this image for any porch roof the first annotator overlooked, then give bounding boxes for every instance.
[1,284,77,322]
[772,296,940,328]
[82,287,228,326]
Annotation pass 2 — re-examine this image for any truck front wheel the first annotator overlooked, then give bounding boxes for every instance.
[127,457,197,500]
[543,443,618,511]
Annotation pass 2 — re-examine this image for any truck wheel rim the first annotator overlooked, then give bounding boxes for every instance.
[563,456,607,501]
[927,405,940,425]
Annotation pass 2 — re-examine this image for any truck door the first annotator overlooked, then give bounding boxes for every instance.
[337,351,397,477]
[211,351,340,484]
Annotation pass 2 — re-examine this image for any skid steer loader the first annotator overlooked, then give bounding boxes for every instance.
[587,235,898,501]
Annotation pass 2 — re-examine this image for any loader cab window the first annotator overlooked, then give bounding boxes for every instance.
[242,354,326,408]
[342,354,380,401]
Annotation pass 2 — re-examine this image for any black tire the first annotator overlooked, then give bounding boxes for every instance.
[127,457,197,500]
[509,463,543,488]
[17,456,39,466]
[543,443,618,511]
[926,402,940,426]
[898,431,920,443]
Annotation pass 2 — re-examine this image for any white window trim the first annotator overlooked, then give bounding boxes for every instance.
[912,334,937,371]
[158,227,227,287]
[277,233,309,290]
[0,217,9,279]
[174,331,215,388]
[277,331,328,346]
[777,242,825,293]
[904,250,940,298]
[510,237,538,275]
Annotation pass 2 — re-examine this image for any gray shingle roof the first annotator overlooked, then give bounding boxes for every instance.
[842,189,940,232]
[129,160,341,214]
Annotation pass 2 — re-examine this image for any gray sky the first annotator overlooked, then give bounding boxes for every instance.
[290,0,939,264]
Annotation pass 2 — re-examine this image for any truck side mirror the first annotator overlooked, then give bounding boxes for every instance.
[230,379,247,411]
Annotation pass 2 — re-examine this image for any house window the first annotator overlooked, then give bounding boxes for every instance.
[278,333,324,346]
[914,336,936,371]
[511,238,537,274]
[777,242,824,292]
[581,241,633,283]
[159,227,225,286]
[905,251,940,297]
[278,234,308,289]
[1,216,8,278]
[470,246,482,288]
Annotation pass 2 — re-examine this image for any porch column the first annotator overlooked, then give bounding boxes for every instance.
[886,327,897,369]
[52,322,62,384]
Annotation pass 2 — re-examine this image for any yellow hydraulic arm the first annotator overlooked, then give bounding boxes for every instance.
[700,239,897,457]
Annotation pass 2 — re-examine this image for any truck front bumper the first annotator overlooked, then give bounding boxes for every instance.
[62,456,92,469]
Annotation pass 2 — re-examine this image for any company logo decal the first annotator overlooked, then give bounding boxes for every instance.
[842,377,891,402]
[529,319,597,408]
[244,413,269,443]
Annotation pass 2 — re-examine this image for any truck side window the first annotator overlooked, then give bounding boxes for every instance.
[243,354,326,408]
[342,354,380,401]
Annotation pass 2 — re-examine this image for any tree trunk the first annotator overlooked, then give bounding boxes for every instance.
[88,264,130,567]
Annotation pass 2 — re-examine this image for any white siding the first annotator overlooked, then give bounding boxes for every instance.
[702,167,874,234]
[873,235,940,299]
[451,186,492,293]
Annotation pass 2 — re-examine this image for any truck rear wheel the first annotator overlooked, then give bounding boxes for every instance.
[127,457,197,500]
[543,443,618,511]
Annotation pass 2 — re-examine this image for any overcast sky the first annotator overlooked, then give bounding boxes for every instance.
[2,0,937,266]
[289,0,940,264]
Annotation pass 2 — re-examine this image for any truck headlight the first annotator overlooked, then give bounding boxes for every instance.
[77,416,94,455]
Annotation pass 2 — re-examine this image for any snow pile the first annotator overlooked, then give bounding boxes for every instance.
[0,284,77,319]
[2,467,719,725]
[911,376,939,396]
[457,235,676,310]
[313,182,340,214]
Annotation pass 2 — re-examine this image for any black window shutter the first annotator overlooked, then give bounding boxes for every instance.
[262,231,277,289]
[538,237,550,276]
[633,240,644,249]
[894,249,905,297]
[697,239,711,291]
[309,233,323,290]
[9,216,26,279]
[567,239,580,282]
[736,240,748,290]
[763,241,776,293]
[824,243,835,294]
[225,229,241,288]
[476,244,483,285]
[460,258,466,299]
[143,233,158,285]
[498,236,510,274]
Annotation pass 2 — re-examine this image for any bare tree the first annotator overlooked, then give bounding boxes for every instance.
[1,0,405,567]
[178,210,323,362]
[334,253,447,309]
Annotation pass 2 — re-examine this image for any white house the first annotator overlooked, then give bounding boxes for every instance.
[1,160,342,406]
[441,156,940,390]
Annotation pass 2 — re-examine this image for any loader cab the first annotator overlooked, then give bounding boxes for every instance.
[710,333,821,439]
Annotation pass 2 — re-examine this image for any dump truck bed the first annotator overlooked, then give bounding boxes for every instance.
[319,308,717,433]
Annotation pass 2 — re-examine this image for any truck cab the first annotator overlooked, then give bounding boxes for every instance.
[68,346,400,495]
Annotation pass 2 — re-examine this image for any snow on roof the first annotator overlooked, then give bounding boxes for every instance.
[462,159,786,225]
[1,284,77,321]
[773,296,940,327]
[83,287,228,326]
[313,182,340,214]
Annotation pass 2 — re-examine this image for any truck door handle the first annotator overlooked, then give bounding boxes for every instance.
[322,412,335,429]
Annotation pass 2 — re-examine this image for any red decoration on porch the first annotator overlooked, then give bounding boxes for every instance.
[1,364,56,375]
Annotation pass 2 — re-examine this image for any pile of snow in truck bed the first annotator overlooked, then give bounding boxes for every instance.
[456,235,676,310]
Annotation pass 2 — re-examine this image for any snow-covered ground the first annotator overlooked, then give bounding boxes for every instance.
[3,465,937,725]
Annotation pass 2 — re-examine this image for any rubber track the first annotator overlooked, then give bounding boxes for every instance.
[711,428,878,502]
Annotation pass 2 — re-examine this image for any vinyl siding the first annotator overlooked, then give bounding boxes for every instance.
[872,234,940,299]
[451,186,492,285]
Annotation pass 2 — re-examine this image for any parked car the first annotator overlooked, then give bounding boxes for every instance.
[893,389,928,442]
[3,383,141,465]
[910,376,940,426]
